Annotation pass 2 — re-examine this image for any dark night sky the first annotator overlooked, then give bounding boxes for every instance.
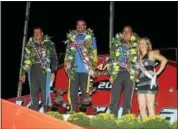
[1,1,177,99]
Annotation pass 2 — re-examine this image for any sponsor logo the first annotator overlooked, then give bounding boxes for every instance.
[96,107,109,113]
[159,108,177,124]
[93,80,112,90]
[95,56,109,76]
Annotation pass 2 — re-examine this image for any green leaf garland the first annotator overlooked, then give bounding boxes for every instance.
[109,32,140,83]
[64,28,95,80]
[21,35,53,75]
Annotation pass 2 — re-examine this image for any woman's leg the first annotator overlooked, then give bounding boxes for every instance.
[138,93,147,120]
[146,94,156,117]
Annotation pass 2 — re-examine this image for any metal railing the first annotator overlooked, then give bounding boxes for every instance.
[17,2,31,97]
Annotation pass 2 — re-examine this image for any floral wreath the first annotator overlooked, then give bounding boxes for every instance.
[21,35,53,75]
[109,32,140,82]
[64,28,95,80]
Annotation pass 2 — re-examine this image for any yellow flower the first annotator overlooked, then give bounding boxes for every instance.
[131,36,136,41]
[130,69,135,74]
[143,117,151,122]
[133,42,137,47]
[151,115,164,120]
[42,51,46,57]
[132,56,137,63]
[115,52,120,57]
[130,49,136,55]
[113,65,119,71]
[25,48,30,54]
[83,48,87,52]
[24,60,31,65]
[85,35,91,40]
[47,68,51,72]
[130,76,135,81]
[112,71,116,75]
[73,118,79,120]
[70,37,75,42]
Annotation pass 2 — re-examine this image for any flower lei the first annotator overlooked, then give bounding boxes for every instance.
[64,28,95,80]
[21,35,53,75]
[109,32,139,82]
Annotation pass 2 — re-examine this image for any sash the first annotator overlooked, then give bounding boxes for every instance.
[137,62,157,89]
[114,57,133,73]
[31,43,44,66]
[74,43,94,75]
[114,46,135,74]
[31,42,50,72]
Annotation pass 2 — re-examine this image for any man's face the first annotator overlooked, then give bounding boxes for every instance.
[34,29,43,41]
[122,26,132,41]
[76,21,86,33]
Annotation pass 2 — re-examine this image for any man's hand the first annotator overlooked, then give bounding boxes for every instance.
[64,62,70,74]
[50,73,55,82]
[91,73,96,78]
[109,76,115,84]
[64,66,69,75]
[90,70,96,78]
[20,75,26,83]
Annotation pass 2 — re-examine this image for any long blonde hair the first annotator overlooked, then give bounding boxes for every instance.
[138,37,152,57]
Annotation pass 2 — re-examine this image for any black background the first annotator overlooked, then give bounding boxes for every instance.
[1,1,177,99]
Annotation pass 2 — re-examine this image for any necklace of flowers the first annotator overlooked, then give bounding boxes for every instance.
[21,35,53,75]
[31,40,46,69]
[64,28,94,80]
[109,32,139,82]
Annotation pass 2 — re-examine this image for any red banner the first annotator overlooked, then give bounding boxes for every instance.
[8,55,177,118]
[55,55,177,115]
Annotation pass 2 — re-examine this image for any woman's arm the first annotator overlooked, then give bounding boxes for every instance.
[149,51,168,76]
